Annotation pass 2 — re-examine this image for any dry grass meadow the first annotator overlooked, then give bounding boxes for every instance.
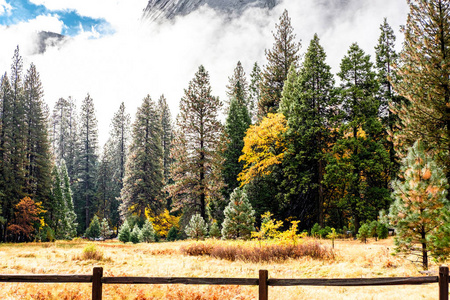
[0,237,443,299]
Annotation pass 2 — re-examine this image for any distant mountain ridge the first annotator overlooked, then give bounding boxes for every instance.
[143,0,279,21]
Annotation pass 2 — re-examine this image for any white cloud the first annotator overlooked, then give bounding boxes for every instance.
[1,0,409,147]
[0,14,63,60]
[0,0,12,16]
[29,0,148,31]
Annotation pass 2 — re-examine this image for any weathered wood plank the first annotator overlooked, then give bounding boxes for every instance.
[102,277,259,286]
[0,275,92,283]
[268,276,439,287]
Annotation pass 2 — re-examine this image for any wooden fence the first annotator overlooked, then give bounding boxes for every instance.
[0,266,448,300]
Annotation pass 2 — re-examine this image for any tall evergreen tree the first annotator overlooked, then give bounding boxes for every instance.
[23,63,52,210]
[248,62,261,123]
[375,18,400,123]
[0,73,14,241]
[96,140,115,221]
[10,46,27,210]
[258,9,300,118]
[375,18,403,179]
[119,95,163,219]
[106,102,130,229]
[225,61,249,109]
[49,165,65,238]
[168,66,224,221]
[279,34,336,227]
[51,97,78,180]
[74,94,99,232]
[158,95,173,210]
[0,47,28,240]
[325,43,391,232]
[222,78,251,201]
[60,160,77,238]
[392,0,450,182]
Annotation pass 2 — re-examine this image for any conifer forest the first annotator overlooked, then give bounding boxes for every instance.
[0,0,449,270]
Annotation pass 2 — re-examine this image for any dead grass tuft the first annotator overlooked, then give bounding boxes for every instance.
[180,242,214,256]
[181,240,333,262]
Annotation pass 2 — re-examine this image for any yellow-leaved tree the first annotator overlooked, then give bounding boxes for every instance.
[238,113,287,185]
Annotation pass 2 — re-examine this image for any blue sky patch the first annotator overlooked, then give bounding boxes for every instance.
[0,0,111,37]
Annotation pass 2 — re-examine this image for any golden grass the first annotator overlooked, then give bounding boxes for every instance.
[0,237,444,299]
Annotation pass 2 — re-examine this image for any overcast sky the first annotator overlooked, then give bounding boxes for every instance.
[0,0,409,147]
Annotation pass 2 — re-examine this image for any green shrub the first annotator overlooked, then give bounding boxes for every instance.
[81,243,103,260]
[357,223,370,243]
[377,222,389,239]
[311,223,321,237]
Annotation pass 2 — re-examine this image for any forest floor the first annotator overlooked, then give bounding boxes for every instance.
[0,237,443,299]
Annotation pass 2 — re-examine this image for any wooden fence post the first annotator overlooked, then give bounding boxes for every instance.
[92,267,103,300]
[259,270,268,300]
[440,266,449,300]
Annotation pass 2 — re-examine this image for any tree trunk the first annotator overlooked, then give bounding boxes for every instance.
[422,227,428,270]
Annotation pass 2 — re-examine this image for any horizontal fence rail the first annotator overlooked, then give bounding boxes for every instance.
[0,266,448,300]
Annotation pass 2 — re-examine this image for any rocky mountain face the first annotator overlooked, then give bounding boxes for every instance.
[35,31,66,54]
[143,0,279,21]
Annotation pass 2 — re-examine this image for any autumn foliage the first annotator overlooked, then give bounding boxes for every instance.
[7,197,44,242]
[238,113,287,185]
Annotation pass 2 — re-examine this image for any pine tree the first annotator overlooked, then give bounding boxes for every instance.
[99,102,131,231]
[375,18,403,180]
[168,66,224,221]
[225,61,249,110]
[118,219,130,243]
[392,0,450,182]
[375,18,400,123]
[139,219,155,242]
[325,43,391,232]
[23,63,52,212]
[119,95,163,219]
[49,165,65,238]
[85,215,101,239]
[258,9,300,118]
[248,62,261,123]
[221,188,255,240]
[0,73,14,241]
[130,224,141,244]
[389,140,450,270]
[222,67,252,201]
[184,213,208,240]
[9,47,27,225]
[74,94,99,232]
[158,95,173,210]
[51,97,78,180]
[96,142,115,221]
[60,160,77,238]
[279,34,336,227]
[100,218,110,239]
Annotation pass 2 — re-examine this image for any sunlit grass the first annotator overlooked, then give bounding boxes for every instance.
[0,237,443,299]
